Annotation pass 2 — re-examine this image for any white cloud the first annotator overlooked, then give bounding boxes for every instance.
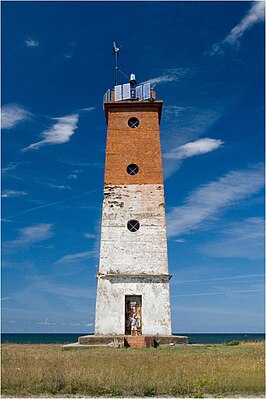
[1,104,32,129]
[164,105,187,117]
[55,250,97,264]
[36,281,95,299]
[162,106,223,179]
[63,41,76,59]
[22,113,79,151]
[80,107,96,112]
[5,223,53,248]
[1,190,27,198]
[67,168,83,180]
[200,217,264,260]
[6,189,97,220]
[163,108,221,145]
[172,289,263,298]
[165,138,223,160]
[167,163,264,237]
[84,233,96,239]
[17,224,53,243]
[141,68,188,86]
[164,137,223,179]
[25,38,39,47]
[208,1,264,55]
[2,162,19,174]
[44,182,71,190]
[67,173,78,180]
[172,273,264,285]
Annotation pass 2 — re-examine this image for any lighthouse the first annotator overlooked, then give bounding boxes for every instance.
[94,77,172,337]
[64,72,188,349]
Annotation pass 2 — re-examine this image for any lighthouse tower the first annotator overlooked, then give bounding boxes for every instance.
[94,77,172,336]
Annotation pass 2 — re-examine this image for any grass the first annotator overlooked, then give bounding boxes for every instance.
[1,341,265,397]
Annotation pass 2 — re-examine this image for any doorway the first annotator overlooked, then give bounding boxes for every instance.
[125,295,142,335]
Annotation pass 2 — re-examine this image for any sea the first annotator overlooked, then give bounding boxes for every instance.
[1,333,264,345]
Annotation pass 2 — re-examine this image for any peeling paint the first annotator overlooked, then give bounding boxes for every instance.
[95,183,172,335]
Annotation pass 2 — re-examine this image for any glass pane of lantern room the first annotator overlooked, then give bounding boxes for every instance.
[125,295,142,336]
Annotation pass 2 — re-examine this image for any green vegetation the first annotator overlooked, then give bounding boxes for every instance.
[226,340,240,346]
[1,342,265,397]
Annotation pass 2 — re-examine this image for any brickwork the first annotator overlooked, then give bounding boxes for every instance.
[124,336,147,348]
[104,102,163,185]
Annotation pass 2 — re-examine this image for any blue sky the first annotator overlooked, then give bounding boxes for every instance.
[1,1,264,334]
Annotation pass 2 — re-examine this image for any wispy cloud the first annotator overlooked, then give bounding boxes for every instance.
[165,138,223,161]
[164,105,187,118]
[6,189,98,220]
[2,104,32,130]
[171,304,262,319]
[164,138,223,179]
[22,113,79,151]
[67,173,78,180]
[33,280,96,299]
[43,182,71,190]
[80,107,96,112]
[161,106,222,179]
[167,163,264,237]
[200,217,264,260]
[1,190,27,198]
[172,273,264,285]
[55,250,97,264]
[25,38,39,47]
[141,68,188,86]
[208,1,264,55]
[174,239,186,243]
[63,41,76,59]
[2,162,19,175]
[67,168,83,180]
[172,289,263,298]
[84,233,96,239]
[59,159,103,168]
[4,223,53,248]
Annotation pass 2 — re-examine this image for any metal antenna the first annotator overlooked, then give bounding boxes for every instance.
[112,42,121,85]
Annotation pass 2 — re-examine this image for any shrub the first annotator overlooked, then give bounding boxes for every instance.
[226,341,240,346]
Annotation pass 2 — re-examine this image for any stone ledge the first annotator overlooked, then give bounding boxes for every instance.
[97,273,172,280]
[62,335,188,350]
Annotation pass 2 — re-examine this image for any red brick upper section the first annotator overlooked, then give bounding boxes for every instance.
[104,101,164,185]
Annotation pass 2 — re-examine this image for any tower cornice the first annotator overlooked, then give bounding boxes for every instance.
[97,273,172,280]
[104,100,163,124]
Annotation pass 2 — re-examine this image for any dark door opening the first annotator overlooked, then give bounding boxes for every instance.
[125,295,142,335]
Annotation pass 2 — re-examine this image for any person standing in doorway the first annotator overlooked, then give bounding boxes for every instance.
[130,313,137,336]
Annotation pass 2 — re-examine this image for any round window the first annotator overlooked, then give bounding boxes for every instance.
[128,117,139,128]
[127,164,139,175]
[127,220,140,232]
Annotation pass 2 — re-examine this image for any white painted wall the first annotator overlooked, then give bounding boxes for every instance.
[99,184,168,275]
[95,277,172,335]
[95,183,172,336]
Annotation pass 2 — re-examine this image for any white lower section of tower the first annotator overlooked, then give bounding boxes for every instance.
[95,184,172,336]
[95,277,171,335]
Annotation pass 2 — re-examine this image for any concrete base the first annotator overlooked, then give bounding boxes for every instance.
[62,334,188,350]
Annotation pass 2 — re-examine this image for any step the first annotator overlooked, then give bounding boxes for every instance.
[78,335,124,346]
[124,336,153,348]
